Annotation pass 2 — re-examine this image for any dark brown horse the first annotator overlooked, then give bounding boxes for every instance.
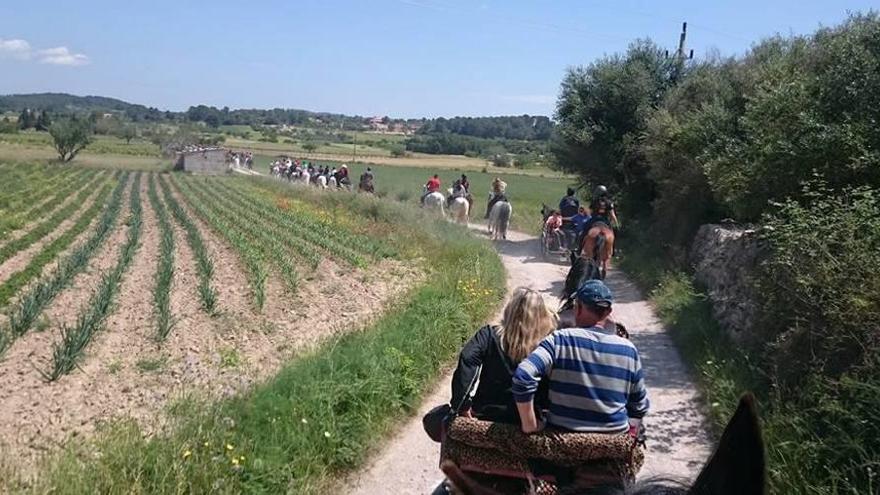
[438,394,766,495]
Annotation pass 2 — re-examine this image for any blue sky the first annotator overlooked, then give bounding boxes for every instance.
[0,1,875,118]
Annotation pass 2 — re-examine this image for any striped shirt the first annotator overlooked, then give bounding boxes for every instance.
[512,326,649,433]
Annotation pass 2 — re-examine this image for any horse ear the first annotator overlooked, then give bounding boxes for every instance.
[689,393,766,495]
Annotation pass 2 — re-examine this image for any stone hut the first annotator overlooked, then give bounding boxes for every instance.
[175,148,229,174]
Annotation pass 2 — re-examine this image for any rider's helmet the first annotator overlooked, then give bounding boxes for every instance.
[594,185,608,197]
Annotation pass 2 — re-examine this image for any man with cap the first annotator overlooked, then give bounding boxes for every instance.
[512,279,649,436]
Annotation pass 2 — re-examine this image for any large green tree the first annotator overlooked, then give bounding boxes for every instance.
[49,118,93,162]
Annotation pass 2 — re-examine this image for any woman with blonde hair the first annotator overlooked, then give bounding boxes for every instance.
[449,287,557,423]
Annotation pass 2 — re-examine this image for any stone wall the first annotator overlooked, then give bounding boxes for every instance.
[690,223,764,341]
[182,149,228,174]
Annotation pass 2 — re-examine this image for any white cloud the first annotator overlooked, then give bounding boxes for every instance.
[37,46,90,66]
[0,38,89,66]
[0,38,32,60]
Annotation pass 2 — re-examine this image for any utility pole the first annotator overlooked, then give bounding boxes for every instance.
[665,22,694,61]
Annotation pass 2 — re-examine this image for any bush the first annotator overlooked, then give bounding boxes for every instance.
[389,145,406,158]
[758,185,880,387]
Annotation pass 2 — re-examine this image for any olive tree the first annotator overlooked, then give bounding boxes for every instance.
[49,118,93,162]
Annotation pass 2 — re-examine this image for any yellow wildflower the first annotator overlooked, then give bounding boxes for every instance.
[226,443,234,451]
[182,450,192,459]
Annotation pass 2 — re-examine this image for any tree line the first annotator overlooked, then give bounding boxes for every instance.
[552,13,879,493]
[416,115,553,141]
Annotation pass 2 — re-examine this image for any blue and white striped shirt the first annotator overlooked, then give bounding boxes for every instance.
[512,326,649,433]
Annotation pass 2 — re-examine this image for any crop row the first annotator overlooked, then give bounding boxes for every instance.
[157,174,217,313]
[213,179,369,267]
[0,170,107,265]
[170,176,270,309]
[0,165,78,206]
[183,176,321,269]
[0,172,129,355]
[45,173,144,380]
[222,178,396,260]
[0,167,92,239]
[147,174,175,340]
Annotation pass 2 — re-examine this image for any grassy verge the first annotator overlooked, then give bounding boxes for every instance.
[25,177,505,494]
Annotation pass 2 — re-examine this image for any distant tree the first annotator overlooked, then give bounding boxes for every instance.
[18,109,35,130]
[119,124,137,144]
[49,118,93,162]
[35,110,52,131]
[302,141,318,152]
[204,114,220,128]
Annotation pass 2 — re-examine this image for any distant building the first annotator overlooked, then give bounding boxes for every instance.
[368,116,389,132]
[175,148,229,174]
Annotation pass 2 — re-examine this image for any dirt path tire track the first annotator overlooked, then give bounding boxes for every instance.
[345,228,711,494]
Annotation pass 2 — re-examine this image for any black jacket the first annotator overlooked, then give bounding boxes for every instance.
[451,325,548,424]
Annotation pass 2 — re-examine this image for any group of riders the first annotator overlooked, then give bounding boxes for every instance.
[271,157,381,193]
[420,173,510,219]
[545,185,619,259]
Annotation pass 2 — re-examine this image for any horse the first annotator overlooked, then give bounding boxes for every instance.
[450,196,470,225]
[424,190,447,216]
[435,394,766,495]
[328,176,338,189]
[581,222,615,279]
[316,175,327,188]
[487,200,512,240]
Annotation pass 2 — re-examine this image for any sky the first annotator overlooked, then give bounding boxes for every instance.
[0,1,876,118]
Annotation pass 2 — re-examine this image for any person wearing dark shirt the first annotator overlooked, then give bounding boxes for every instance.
[451,287,556,423]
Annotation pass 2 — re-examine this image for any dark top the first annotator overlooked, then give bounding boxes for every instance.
[451,325,548,424]
[559,195,580,218]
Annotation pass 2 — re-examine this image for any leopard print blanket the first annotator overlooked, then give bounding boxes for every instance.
[441,417,644,492]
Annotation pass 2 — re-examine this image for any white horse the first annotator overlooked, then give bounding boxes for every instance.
[448,189,469,225]
[488,200,512,240]
[328,176,338,189]
[316,175,327,189]
[423,190,446,216]
[300,170,311,185]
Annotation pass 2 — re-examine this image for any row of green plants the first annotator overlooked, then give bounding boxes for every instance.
[183,176,320,269]
[216,178,394,266]
[25,177,506,494]
[0,165,89,237]
[170,175,270,309]
[157,174,217,313]
[0,173,128,355]
[44,173,144,380]
[147,174,175,340]
[0,170,106,265]
[181,176,304,291]
[0,174,115,308]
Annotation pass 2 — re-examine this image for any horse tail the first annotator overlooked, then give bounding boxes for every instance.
[562,255,587,302]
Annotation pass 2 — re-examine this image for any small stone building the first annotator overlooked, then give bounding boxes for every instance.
[175,148,229,174]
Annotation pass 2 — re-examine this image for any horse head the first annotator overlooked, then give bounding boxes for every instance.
[440,394,766,495]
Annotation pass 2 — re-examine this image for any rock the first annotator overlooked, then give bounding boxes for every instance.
[690,224,765,342]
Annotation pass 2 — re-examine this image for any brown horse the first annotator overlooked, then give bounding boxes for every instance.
[437,394,766,495]
[581,223,615,279]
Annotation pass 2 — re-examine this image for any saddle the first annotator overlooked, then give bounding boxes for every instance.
[441,417,643,489]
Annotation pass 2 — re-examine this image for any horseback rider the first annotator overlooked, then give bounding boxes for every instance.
[448,178,468,207]
[335,164,350,188]
[422,174,442,205]
[359,167,375,193]
[512,279,648,488]
[583,185,618,231]
[558,187,580,250]
[485,177,508,218]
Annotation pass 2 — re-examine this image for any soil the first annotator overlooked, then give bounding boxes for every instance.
[0,175,420,477]
[344,228,712,494]
[0,182,107,286]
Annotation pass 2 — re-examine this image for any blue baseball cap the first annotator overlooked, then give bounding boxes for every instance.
[576,280,613,308]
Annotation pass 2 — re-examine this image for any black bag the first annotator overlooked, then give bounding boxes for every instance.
[422,404,453,443]
[422,365,482,443]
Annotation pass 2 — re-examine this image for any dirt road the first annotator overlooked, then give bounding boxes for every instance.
[345,229,712,494]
